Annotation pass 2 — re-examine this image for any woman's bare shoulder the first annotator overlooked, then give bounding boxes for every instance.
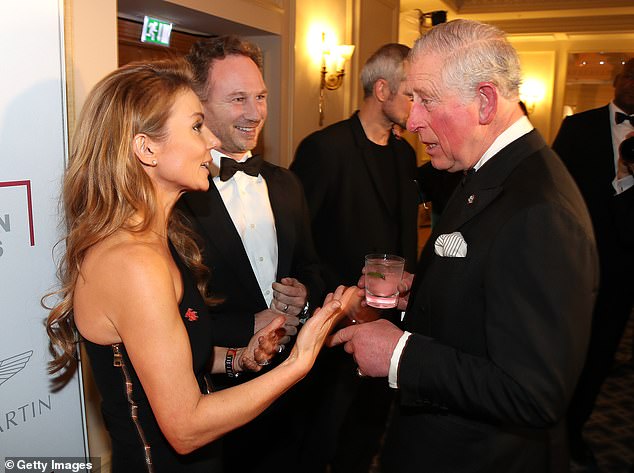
[75,234,176,342]
[84,234,169,280]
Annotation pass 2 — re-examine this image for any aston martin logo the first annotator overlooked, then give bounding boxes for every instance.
[0,350,33,387]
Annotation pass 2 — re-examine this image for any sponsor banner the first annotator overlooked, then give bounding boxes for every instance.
[0,0,87,460]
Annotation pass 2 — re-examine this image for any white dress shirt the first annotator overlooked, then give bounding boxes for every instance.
[388,115,534,389]
[210,149,278,306]
[610,102,634,195]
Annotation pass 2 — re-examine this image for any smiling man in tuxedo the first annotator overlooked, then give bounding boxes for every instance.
[179,35,324,473]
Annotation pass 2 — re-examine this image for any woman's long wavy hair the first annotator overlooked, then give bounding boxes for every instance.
[45,58,214,374]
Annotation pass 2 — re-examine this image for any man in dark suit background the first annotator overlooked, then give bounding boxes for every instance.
[552,58,634,471]
[291,43,419,473]
[179,35,324,473]
[329,19,598,473]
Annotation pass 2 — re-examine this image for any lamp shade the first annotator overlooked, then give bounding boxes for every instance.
[335,44,355,61]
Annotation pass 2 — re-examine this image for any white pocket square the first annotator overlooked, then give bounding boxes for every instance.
[434,232,468,257]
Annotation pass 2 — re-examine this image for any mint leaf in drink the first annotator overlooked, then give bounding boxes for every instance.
[367,271,385,279]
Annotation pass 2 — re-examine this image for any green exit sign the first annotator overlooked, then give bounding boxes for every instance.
[141,16,173,46]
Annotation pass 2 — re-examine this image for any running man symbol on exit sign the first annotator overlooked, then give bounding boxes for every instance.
[141,16,173,46]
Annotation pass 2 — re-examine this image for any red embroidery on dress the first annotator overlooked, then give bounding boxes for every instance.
[184,308,198,321]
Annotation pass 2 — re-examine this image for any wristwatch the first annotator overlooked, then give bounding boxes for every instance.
[225,348,240,378]
[299,301,311,324]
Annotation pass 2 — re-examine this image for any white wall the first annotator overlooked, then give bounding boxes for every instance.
[291,0,401,157]
[292,0,353,153]
[0,0,88,462]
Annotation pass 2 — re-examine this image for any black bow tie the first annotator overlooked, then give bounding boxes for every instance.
[616,112,633,124]
[219,155,263,181]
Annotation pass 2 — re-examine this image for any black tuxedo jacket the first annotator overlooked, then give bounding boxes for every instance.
[382,131,599,473]
[178,160,324,347]
[291,112,419,291]
[552,105,634,284]
[615,186,634,246]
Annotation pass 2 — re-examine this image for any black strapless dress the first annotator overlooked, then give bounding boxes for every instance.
[84,243,222,472]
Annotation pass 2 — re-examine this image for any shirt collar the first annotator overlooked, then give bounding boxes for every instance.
[474,115,534,171]
[610,101,631,127]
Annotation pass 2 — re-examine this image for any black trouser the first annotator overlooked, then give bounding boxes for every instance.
[296,348,394,473]
[566,282,634,444]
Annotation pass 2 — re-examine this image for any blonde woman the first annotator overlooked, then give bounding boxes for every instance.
[46,59,345,472]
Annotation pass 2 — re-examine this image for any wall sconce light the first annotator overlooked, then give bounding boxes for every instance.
[519,78,546,115]
[319,32,355,126]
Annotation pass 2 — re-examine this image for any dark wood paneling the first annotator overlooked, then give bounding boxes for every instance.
[118,18,210,66]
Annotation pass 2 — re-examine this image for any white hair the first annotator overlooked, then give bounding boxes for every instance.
[361,43,411,98]
[410,19,522,102]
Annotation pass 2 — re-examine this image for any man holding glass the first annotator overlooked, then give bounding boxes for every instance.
[330,20,598,473]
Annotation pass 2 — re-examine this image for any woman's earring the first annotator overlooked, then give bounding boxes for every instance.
[151,160,157,166]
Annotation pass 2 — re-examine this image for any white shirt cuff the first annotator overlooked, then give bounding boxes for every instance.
[613,174,634,194]
[388,331,412,389]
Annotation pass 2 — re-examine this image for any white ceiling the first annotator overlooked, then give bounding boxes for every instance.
[400,0,634,35]
[427,0,627,14]
[117,0,634,37]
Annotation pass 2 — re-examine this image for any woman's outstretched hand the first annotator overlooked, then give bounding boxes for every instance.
[339,279,380,325]
[285,286,348,368]
[239,315,286,372]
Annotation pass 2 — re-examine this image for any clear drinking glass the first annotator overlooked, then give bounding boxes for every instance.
[364,254,405,309]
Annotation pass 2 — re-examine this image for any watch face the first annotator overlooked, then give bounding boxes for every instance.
[299,301,311,324]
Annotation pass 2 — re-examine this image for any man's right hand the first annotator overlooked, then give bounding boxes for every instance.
[358,269,414,312]
[255,309,300,345]
[327,318,403,378]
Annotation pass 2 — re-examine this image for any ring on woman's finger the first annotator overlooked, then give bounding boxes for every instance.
[257,359,271,366]
[356,367,366,378]
[282,303,289,312]
[277,344,285,353]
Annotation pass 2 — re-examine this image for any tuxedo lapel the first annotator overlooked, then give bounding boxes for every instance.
[406,130,547,323]
[595,106,616,184]
[437,130,546,235]
[434,184,503,237]
[260,164,292,277]
[182,183,263,300]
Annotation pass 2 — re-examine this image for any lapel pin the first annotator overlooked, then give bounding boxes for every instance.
[467,194,475,204]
